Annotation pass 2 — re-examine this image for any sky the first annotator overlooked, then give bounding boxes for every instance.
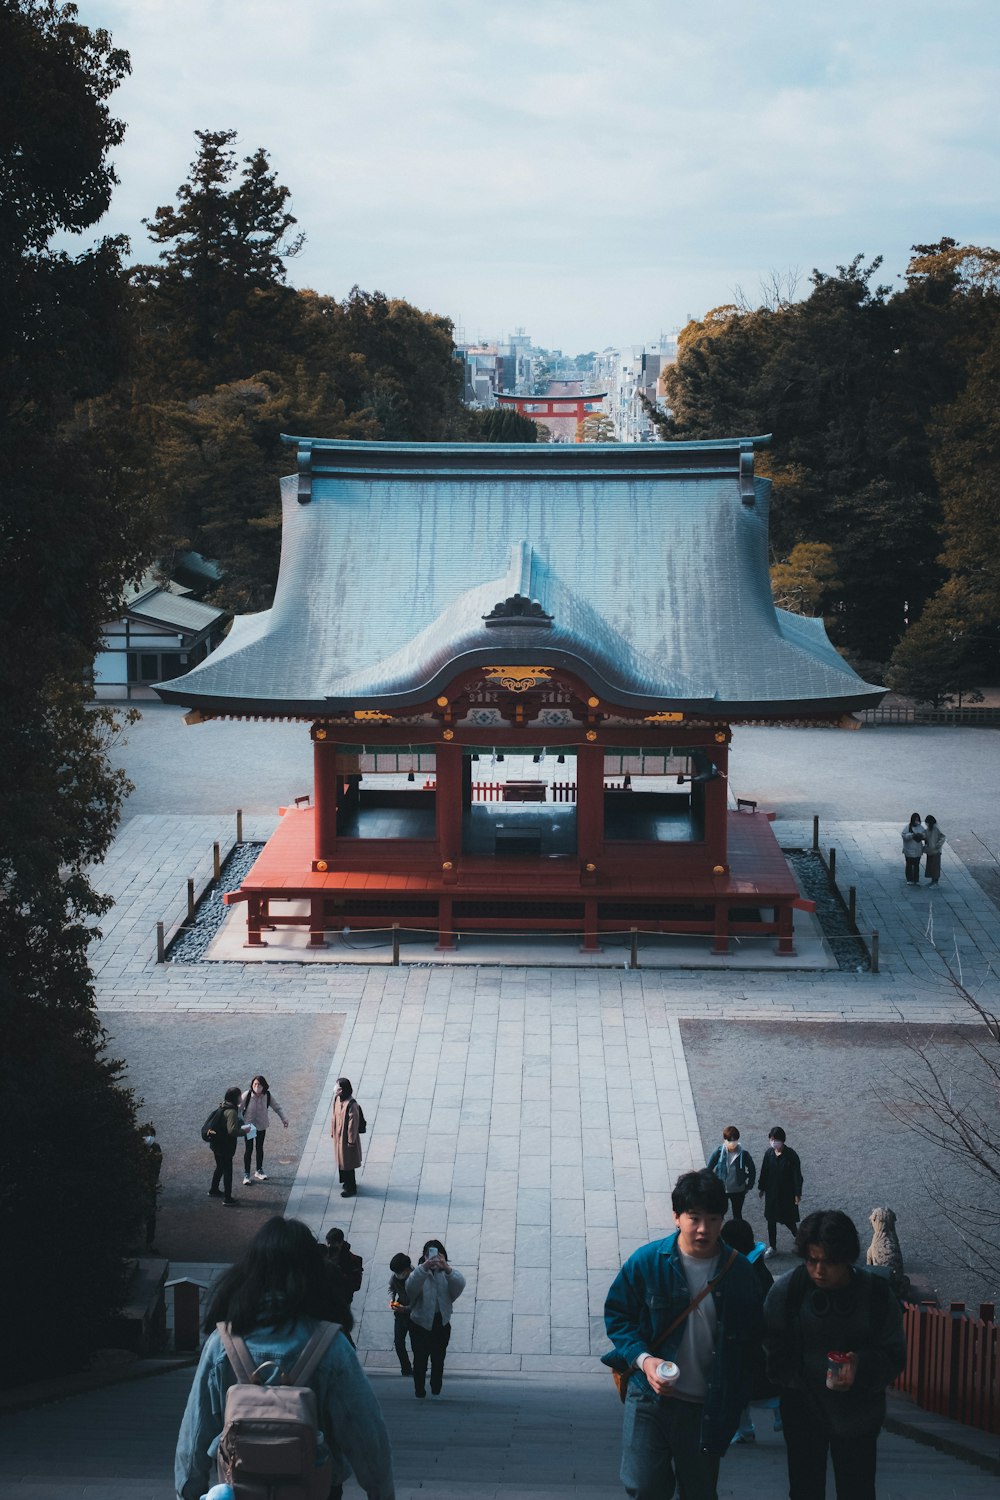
[73,0,1000,352]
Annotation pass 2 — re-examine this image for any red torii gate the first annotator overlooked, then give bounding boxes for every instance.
[497,390,608,428]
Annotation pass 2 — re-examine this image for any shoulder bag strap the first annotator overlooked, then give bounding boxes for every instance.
[218,1323,259,1385]
[648,1249,739,1357]
[286,1321,341,1385]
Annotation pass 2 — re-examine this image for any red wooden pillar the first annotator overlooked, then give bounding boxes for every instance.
[712,900,730,955]
[435,742,462,868]
[245,893,267,947]
[312,733,339,862]
[703,738,729,868]
[576,742,604,867]
[776,902,796,956]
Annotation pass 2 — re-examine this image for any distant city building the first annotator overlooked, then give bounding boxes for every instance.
[592,334,678,441]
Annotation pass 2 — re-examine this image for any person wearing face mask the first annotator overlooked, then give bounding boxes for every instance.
[405,1239,465,1399]
[706,1125,756,1220]
[758,1126,803,1259]
[240,1074,288,1185]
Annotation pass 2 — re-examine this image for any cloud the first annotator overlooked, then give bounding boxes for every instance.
[72,0,1000,347]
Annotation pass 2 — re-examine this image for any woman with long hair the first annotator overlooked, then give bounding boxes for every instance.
[331,1076,362,1198]
[240,1072,288,1184]
[174,1216,394,1500]
[405,1237,465,1399]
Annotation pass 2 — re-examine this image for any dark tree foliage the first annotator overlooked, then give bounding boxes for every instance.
[468,405,539,442]
[129,142,469,606]
[659,247,1000,663]
[0,0,155,1382]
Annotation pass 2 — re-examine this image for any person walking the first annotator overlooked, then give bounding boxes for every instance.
[707,1126,756,1220]
[174,1216,394,1500]
[603,1168,764,1500]
[406,1238,465,1398]
[207,1087,250,1206]
[763,1209,906,1500]
[139,1122,162,1252]
[324,1227,364,1305]
[389,1252,414,1377]
[901,812,926,885]
[720,1216,778,1445]
[923,815,946,885]
[331,1077,363,1198]
[240,1074,288,1185]
[758,1126,803,1257]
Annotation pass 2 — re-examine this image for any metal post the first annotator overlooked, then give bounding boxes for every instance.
[812,814,819,851]
[871,930,880,974]
[236,807,243,842]
[391,923,400,966]
[213,841,221,880]
[630,927,639,969]
[187,878,196,923]
[156,921,165,963]
[828,847,837,886]
[847,886,857,926]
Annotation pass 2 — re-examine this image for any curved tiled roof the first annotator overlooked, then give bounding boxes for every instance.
[154,437,884,718]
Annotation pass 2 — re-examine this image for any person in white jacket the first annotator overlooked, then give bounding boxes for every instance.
[923,815,946,885]
[240,1074,288,1184]
[405,1238,465,1399]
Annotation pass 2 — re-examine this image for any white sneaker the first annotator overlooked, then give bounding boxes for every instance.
[243,1175,252,1185]
[764,1247,776,1259]
[253,1170,268,1181]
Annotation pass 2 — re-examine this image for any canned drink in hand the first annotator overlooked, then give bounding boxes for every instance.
[655,1360,680,1385]
[826,1351,851,1390]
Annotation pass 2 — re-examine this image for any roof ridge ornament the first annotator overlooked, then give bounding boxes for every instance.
[482,593,554,627]
[297,442,313,504]
[739,443,755,506]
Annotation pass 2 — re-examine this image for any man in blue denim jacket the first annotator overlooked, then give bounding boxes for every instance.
[603,1169,763,1500]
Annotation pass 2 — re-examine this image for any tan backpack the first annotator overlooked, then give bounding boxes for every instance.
[216,1321,341,1500]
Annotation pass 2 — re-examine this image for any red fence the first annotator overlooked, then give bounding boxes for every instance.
[895,1301,999,1433]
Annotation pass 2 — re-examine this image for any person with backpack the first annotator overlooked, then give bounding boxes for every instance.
[763,1209,905,1500]
[331,1077,364,1198]
[204,1087,251,1206]
[707,1125,756,1220]
[174,1215,394,1500]
[240,1073,288,1185]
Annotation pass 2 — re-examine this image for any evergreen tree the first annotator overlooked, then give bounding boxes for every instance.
[0,0,155,1382]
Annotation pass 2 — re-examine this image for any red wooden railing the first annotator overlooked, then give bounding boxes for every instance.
[894,1300,999,1434]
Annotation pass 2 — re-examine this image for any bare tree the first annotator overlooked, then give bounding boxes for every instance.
[881,968,1000,1284]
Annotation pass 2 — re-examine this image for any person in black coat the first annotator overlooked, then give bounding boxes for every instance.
[757,1125,803,1257]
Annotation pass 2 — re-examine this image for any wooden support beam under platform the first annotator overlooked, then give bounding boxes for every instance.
[224,806,812,956]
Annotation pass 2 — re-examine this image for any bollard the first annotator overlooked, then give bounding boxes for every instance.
[391,923,400,966]
[187,878,196,923]
[165,1278,206,1353]
[848,886,857,926]
[828,847,837,886]
[871,930,880,973]
[812,814,819,851]
[156,921,165,963]
[213,841,221,880]
[630,927,639,969]
[236,807,243,843]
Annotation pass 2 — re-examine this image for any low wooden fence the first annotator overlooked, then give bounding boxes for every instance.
[895,1300,999,1434]
[861,705,1000,727]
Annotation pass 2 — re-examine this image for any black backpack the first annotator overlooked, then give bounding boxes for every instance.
[201,1104,227,1144]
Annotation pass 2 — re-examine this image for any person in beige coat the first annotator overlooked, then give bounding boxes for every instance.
[331,1076,363,1198]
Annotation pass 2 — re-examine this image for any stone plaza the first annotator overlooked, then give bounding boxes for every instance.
[2,708,999,1497]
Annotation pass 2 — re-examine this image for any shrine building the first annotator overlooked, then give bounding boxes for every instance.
[154,435,884,956]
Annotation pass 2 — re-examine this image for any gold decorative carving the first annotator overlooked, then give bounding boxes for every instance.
[586,730,598,742]
[315,860,328,872]
[353,710,393,721]
[587,696,600,708]
[714,731,727,743]
[482,666,553,693]
[644,712,684,723]
[436,695,449,707]
[442,728,454,740]
[314,728,327,740]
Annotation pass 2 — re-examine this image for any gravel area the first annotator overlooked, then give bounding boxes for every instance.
[101,1013,344,1263]
[681,1018,998,1310]
[167,842,264,962]
[785,848,871,970]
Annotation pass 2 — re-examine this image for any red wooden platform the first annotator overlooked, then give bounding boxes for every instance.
[225,807,807,954]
